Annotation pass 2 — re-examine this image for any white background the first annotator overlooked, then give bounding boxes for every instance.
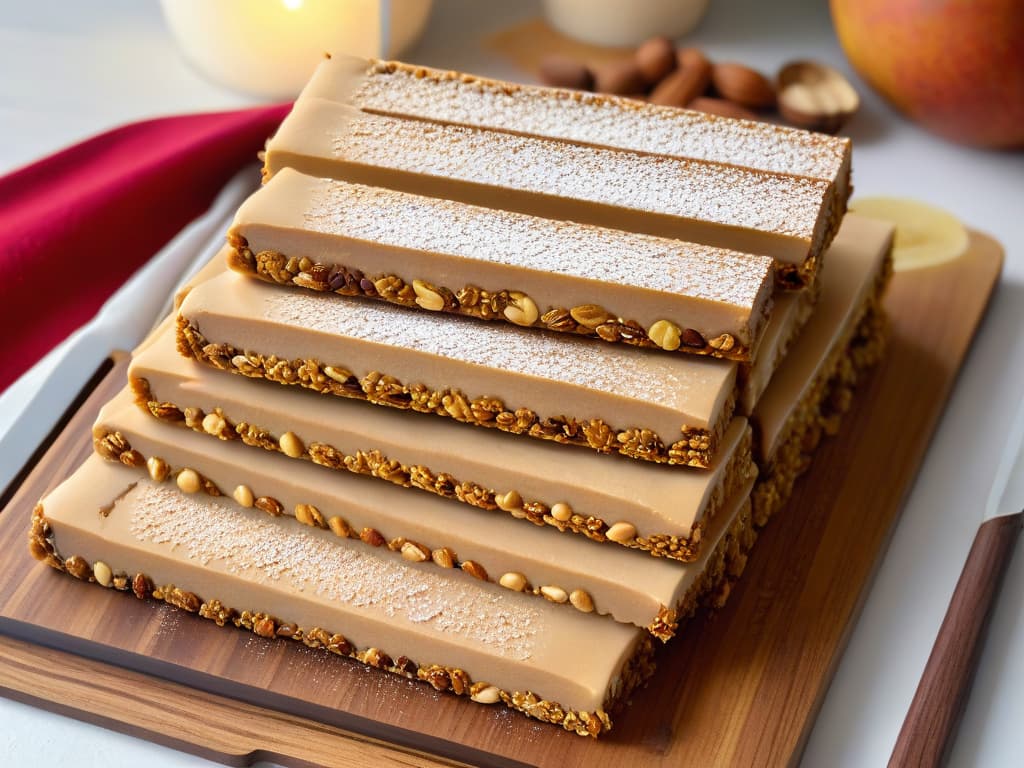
[1,1,1022,766]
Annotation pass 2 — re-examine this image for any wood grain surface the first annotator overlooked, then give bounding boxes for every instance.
[889,510,1024,768]
[0,232,1004,768]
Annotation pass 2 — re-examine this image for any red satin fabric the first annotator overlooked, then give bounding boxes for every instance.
[0,103,291,393]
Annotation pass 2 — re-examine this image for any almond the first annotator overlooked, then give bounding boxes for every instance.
[649,55,712,107]
[634,36,676,86]
[710,62,776,109]
[538,55,593,91]
[592,59,645,95]
[688,96,761,122]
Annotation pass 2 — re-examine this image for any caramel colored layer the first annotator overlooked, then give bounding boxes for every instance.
[132,318,749,558]
[176,268,738,468]
[33,456,653,734]
[753,215,895,460]
[94,384,757,638]
[264,97,834,277]
[228,168,774,361]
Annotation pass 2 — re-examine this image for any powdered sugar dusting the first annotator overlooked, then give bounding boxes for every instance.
[125,482,538,659]
[328,113,828,240]
[352,61,847,185]
[299,177,770,307]
[262,289,733,412]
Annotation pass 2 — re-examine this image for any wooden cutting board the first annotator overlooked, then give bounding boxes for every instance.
[0,233,1004,768]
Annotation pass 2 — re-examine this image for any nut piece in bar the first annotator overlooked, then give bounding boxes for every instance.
[302,55,852,208]
[93,384,758,639]
[31,455,653,736]
[176,267,739,469]
[751,214,894,524]
[263,97,835,283]
[228,169,775,362]
[132,318,753,562]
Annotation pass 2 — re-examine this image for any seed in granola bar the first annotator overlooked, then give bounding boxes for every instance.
[233,484,255,508]
[254,496,284,516]
[499,572,527,592]
[412,279,445,311]
[606,521,638,543]
[400,541,430,562]
[570,304,612,329]
[503,291,539,326]
[681,328,706,347]
[494,490,523,513]
[648,319,682,351]
[91,560,113,587]
[431,547,456,568]
[176,469,201,494]
[540,585,569,604]
[328,515,351,538]
[146,456,169,483]
[279,431,304,458]
[550,502,573,522]
[570,589,595,613]
[461,560,488,581]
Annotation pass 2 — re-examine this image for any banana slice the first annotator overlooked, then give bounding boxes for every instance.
[849,196,969,271]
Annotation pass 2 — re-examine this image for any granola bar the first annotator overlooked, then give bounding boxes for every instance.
[227,168,774,362]
[30,455,655,736]
[175,265,739,469]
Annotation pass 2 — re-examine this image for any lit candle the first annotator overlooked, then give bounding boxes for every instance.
[161,0,433,98]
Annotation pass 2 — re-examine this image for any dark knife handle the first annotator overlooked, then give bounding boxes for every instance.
[889,510,1023,768]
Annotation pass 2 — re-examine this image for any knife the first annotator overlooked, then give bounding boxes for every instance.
[889,394,1024,767]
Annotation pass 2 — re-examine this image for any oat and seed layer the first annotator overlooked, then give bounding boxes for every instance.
[176,269,738,468]
[228,169,775,361]
[132,318,750,561]
[30,456,654,736]
[751,215,895,524]
[308,56,852,205]
[93,385,758,639]
[264,97,835,281]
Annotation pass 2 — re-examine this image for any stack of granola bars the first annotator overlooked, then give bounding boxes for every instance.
[29,56,893,737]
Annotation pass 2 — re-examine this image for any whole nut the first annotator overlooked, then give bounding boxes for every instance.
[146,456,169,483]
[550,502,573,522]
[606,521,638,543]
[328,515,351,537]
[570,588,595,613]
[279,431,305,458]
[538,54,593,91]
[93,560,113,588]
[650,48,712,107]
[503,292,539,326]
[688,96,760,122]
[255,496,284,516]
[592,59,645,95]
[681,328,707,348]
[495,490,523,512]
[540,585,569,604]
[708,333,736,352]
[710,63,776,109]
[412,279,445,311]
[471,685,502,704]
[233,484,255,508]
[295,503,325,528]
[647,319,682,351]
[176,468,201,494]
[400,541,430,562]
[431,547,456,568]
[499,572,528,592]
[634,36,676,86]
[361,527,386,547]
[202,412,227,437]
[461,560,488,581]
[570,304,612,330]
[776,60,859,134]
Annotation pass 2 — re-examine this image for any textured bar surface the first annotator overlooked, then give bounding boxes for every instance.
[228,168,774,360]
[32,456,653,735]
[264,97,834,275]
[132,320,751,559]
[176,269,738,468]
[306,56,852,204]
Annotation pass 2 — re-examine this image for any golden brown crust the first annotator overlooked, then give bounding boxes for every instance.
[175,315,727,469]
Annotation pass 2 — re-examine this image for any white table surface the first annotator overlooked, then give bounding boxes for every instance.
[2,1,1022,766]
